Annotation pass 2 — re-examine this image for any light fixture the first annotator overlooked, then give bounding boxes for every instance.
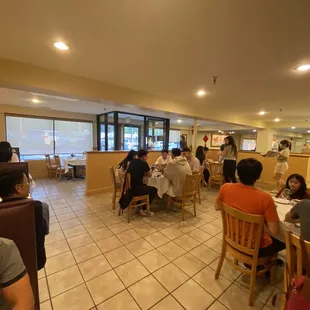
[291,126,296,129]
[232,131,235,134]
[53,41,70,51]
[218,130,222,133]
[253,129,257,132]
[297,64,310,72]
[31,98,40,104]
[307,130,310,133]
[177,119,182,123]
[258,111,266,116]
[196,89,207,97]
[274,118,280,122]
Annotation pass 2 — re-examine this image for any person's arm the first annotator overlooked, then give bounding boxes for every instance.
[264,197,280,236]
[143,161,152,177]
[2,273,34,310]
[154,157,160,166]
[0,240,34,309]
[285,201,303,223]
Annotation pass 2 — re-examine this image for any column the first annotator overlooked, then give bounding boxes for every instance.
[192,119,198,151]
[256,129,275,153]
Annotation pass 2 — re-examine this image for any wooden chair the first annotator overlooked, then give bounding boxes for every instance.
[109,166,122,210]
[170,174,200,221]
[215,204,277,306]
[119,173,150,223]
[209,162,224,188]
[0,199,40,309]
[282,231,310,310]
[44,154,57,179]
[54,155,74,181]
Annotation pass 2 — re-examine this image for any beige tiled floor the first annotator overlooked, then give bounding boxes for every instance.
[34,179,282,310]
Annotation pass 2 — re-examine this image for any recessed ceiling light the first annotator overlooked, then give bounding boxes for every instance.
[297,64,310,72]
[177,119,182,123]
[53,41,70,51]
[31,98,40,104]
[196,89,207,97]
[232,131,235,134]
[274,118,280,122]
[291,126,296,129]
[258,111,266,115]
[307,130,310,133]
[253,129,257,132]
[218,130,222,133]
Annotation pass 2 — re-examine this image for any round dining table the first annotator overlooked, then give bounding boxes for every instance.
[273,198,300,241]
[146,175,171,198]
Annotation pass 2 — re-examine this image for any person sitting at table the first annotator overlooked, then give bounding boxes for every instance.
[116,150,138,182]
[216,158,285,257]
[126,149,157,216]
[196,146,210,185]
[155,149,171,167]
[164,148,192,198]
[276,173,309,200]
[0,166,49,270]
[0,237,35,310]
[285,199,310,242]
[0,141,19,163]
[182,147,200,172]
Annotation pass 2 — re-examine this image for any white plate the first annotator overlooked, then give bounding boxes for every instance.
[273,198,291,205]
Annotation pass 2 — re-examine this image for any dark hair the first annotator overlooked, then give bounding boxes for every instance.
[138,149,148,158]
[237,158,263,185]
[182,147,191,153]
[0,167,24,199]
[195,146,205,165]
[225,136,238,157]
[279,140,291,151]
[171,148,181,157]
[285,174,307,199]
[203,147,209,152]
[117,150,137,170]
[161,149,169,154]
[0,141,13,163]
[180,135,185,140]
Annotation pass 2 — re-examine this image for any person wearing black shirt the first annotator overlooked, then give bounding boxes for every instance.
[127,149,157,216]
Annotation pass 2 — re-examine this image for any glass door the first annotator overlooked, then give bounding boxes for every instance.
[123,126,139,150]
[146,118,166,150]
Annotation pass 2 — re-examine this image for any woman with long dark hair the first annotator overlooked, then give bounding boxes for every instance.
[222,136,238,183]
[0,141,19,163]
[276,173,308,200]
[117,150,138,171]
[196,146,210,184]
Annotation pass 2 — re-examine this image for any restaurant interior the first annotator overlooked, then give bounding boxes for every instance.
[1,1,310,310]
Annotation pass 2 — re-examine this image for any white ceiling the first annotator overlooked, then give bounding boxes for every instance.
[1,1,310,124]
[0,87,255,132]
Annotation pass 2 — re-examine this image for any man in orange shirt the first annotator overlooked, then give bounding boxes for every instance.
[216,158,285,257]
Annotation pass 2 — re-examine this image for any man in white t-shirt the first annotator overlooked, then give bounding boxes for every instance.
[155,149,171,166]
[182,148,201,172]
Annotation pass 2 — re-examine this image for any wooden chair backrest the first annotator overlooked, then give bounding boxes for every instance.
[221,203,264,257]
[182,174,200,198]
[45,154,51,168]
[0,199,40,309]
[119,171,126,194]
[209,162,223,178]
[285,230,310,280]
[109,166,116,190]
[54,155,61,168]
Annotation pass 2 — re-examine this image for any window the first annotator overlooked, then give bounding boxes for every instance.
[169,130,180,150]
[6,115,93,157]
[242,139,257,151]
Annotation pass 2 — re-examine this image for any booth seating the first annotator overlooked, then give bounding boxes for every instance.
[0,199,40,309]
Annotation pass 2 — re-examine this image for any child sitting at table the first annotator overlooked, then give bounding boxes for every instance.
[276,174,309,200]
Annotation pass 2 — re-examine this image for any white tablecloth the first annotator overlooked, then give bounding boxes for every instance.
[273,201,300,241]
[63,157,86,173]
[146,176,170,198]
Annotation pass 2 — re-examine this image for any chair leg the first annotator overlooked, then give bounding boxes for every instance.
[249,264,257,306]
[112,191,116,210]
[128,205,131,223]
[182,202,185,221]
[270,258,277,286]
[146,197,150,216]
[193,197,196,217]
[215,241,226,279]
[198,190,201,204]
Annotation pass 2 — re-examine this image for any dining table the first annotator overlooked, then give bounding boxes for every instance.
[273,197,300,241]
[62,156,86,178]
[146,172,174,198]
